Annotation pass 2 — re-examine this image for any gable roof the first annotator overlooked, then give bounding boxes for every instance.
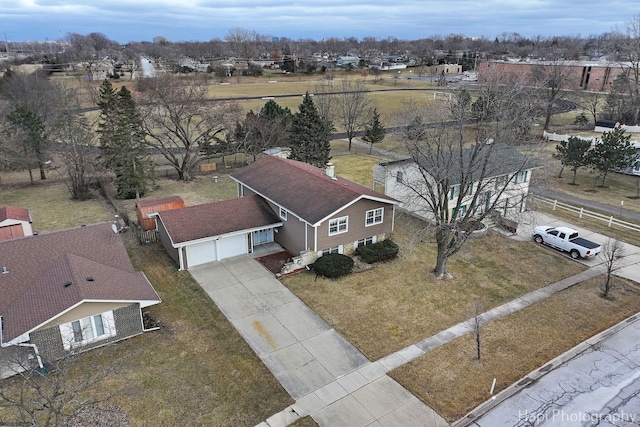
[0,206,31,223]
[0,223,160,343]
[230,156,397,225]
[158,195,282,245]
[380,144,538,186]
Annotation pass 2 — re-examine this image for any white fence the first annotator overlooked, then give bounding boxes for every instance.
[542,131,640,147]
[621,124,640,133]
[533,196,640,233]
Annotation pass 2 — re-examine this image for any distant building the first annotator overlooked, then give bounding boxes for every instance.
[478,60,629,92]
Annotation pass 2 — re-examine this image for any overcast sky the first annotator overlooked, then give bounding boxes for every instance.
[1,0,637,43]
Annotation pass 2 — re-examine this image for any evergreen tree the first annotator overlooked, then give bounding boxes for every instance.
[361,108,386,154]
[6,105,47,184]
[587,128,637,187]
[553,136,592,184]
[98,82,154,199]
[288,92,332,168]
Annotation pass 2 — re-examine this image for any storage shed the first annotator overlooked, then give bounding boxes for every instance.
[136,196,185,231]
[0,206,33,241]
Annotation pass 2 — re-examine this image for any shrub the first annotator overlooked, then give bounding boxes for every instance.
[356,239,399,264]
[313,253,354,278]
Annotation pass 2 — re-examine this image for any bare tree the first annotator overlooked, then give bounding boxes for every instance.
[138,74,240,180]
[600,238,625,298]
[531,57,577,130]
[0,71,64,181]
[608,16,640,124]
[465,299,484,360]
[312,80,336,125]
[334,78,372,151]
[0,344,127,427]
[397,72,538,279]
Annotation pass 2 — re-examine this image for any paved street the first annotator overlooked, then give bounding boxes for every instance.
[469,317,640,426]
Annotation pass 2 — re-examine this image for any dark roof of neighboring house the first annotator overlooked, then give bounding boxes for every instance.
[379,144,537,186]
[158,195,282,245]
[0,206,31,223]
[0,223,161,343]
[230,156,397,225]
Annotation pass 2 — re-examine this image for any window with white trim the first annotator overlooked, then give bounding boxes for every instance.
[59,311,116,350]
[365,208,384,226]
[356,236,374,248]
[396,171,403,183]
[328,216,348,235]
[279,207,287,220]
[321,246,340,256]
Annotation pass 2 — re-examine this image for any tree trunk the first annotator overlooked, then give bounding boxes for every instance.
[39,162,47,180]
[557,164,565,178]
[433,236,451,279]
[347,136,353,151]
[571,169,578,184]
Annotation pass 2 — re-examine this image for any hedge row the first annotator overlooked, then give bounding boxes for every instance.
[355,240,399,264]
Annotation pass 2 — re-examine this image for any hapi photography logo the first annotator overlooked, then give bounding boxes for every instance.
[518,409,638,425]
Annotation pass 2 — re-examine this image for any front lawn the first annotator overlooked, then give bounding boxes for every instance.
[281,214,586,360]
[390,276,640,422]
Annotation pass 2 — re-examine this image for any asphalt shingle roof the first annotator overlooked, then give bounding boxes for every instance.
[158,195,281,245]
[230,156,396,224]
[0,223,160,342]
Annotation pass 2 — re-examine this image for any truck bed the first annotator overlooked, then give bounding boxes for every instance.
[570,237,600,249]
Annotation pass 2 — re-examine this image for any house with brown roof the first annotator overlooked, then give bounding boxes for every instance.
[0,206,33,241]
[155,195,282,270]
[153,156,397,271]
[0,223,161,374]
[230,156,397,261]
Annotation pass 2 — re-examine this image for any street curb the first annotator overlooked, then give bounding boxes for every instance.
[451,311,640,427]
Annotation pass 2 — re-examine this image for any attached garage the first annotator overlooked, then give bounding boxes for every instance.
[155,195,282,270]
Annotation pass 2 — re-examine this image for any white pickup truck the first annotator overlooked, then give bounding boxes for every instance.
[532,225,602,259]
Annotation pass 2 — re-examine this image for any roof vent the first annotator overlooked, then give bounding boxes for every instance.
[331,176,338,181]
[2,266,8,275]
[85,277,94,282]
[63,281,72,288]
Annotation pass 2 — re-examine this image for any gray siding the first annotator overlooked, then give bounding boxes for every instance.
[157,217,179,265]
[316,199,394,251]
[30,303,144,362]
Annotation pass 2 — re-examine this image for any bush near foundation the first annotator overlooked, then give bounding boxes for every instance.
[356,240,399,264]
[313,253,354,278]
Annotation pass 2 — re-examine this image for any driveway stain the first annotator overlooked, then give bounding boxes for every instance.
[253,320,278,350]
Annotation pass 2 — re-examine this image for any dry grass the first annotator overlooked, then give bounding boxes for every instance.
[83,241,291,426]
[281,215,586,360]
[390,276,640,422]
[330,153,389,186]
[0,179,113,232]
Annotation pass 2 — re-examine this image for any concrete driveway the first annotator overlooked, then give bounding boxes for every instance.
[189,256,447,427]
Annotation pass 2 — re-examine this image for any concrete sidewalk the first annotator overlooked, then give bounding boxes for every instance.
[189,257,447,427]
[190,211,640,427]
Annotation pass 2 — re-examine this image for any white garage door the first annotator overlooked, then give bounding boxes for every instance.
[186,240,217,267]
[218,234,247,259]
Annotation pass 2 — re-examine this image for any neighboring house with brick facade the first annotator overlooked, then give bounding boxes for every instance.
[0,223,161,373]
[0,206,33,241]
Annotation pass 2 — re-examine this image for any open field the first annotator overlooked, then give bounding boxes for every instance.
[281,214,586,360]
[390,275,640,422]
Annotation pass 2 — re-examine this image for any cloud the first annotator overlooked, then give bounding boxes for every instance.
[1,0,637,42]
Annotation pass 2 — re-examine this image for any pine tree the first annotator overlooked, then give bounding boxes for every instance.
[98,83,154,199]
[289,92,332,168]
[361,108,386,154]
[588,128,637,187]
